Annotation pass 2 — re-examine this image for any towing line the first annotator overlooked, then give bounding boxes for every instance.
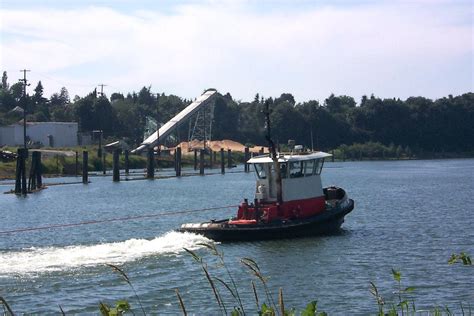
[0,205,239,235]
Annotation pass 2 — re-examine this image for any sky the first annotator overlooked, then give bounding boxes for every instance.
[0,0,472,104]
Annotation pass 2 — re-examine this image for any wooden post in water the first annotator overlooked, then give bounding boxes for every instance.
[209,149,213,169]
[124,150,129,174]
[244,147,250,172]
[113,149,120,182]
[227,149,232,169]
[15,148,22,194]
[193,149,198,170]
[82,151,88,184]
[147,147,154,179]
[176,147,182,177]
[21,149,27,195]
[102,152,106,175]
[13,148,30,194]
[213,151,217,167]
[75,151,79,176]
[199,149,205,175]
[331,150,335,162]
[28,151,39,191]
[36,151,42,188]
[220,148,225,174]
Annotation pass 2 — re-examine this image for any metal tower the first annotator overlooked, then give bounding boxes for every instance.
[188,102,214,149]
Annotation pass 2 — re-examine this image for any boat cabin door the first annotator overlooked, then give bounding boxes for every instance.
[254,163,278,202]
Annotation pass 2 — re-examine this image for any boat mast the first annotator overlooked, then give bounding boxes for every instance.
[264,100,283,205]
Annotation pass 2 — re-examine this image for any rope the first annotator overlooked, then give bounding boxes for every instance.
[0,205,239,235]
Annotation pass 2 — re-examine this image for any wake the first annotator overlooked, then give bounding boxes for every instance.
[0,231,210,275]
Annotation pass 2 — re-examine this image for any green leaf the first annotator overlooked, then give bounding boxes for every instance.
[99,302,110,316]
[391,268,401,282]
[115,300,130,312]
[448,254,458,265]
[460,252,472,265]
[301,301,317,316]
[403,286,416,293]
[108,308,119,316]
[260,302,275,315]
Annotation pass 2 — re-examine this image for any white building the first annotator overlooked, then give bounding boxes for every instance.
[0,122,78,147]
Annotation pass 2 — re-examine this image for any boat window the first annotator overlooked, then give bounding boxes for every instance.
[254,164,266,179]
[304,160,315,177]
[289,161,304,178]
[315,159,324,175]
[280,163,288,179]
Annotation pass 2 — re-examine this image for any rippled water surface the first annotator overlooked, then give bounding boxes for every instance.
[1,159,473,314]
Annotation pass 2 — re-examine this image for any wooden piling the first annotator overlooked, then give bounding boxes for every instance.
[21,149,27,195]
[28,151,39,191]
[124,150,130,174]
[147,147,154,179]
[176,147,182,177]
[102,152,106,175]
[15,148,22,194]
[193,149,198,170]
[82,151,88,184]
[75,151,79,176]
[331,150,335,162]
[209,149,213,169]
[36,151,42,188]
[244,147,250,172]
[220,148,225,174]
[199,149,205,175]
[113,149,120,182]
[227,149,232,168]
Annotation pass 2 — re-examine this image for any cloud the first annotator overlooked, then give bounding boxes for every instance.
[0,1,472,102]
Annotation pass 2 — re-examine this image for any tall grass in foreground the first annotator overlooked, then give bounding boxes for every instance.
[0,250,471,315]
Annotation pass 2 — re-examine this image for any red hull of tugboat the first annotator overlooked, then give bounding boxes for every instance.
[179,188,354,242]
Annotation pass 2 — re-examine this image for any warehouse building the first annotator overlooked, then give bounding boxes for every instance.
[0,122,79,147]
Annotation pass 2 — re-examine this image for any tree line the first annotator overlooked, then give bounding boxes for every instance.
[1,71,473,156]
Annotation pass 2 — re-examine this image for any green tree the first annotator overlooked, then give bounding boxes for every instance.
[74,95,95,131]
[33,81,46,105]
[1,71,8,90]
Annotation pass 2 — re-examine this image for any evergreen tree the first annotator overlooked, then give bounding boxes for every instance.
[1,71,8,90]
[33,81,46,105]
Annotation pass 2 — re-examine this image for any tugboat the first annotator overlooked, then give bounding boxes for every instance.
[179,102,354,241]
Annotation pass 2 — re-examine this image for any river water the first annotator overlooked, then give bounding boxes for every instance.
[1,159,473,314]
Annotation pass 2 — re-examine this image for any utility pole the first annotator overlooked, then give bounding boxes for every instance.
[19,69,31,151]
[98,84,107,97]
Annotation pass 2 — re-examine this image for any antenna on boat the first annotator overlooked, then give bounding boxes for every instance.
[310,128,314,152]
[263,100,283,205]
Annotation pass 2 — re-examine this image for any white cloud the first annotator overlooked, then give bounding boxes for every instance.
[0,1,472,102]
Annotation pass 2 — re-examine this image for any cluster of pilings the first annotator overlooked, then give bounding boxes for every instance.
[14,148,43,195]
[12,145,261,192]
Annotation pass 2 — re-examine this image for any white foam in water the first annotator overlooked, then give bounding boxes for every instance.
[0,231,211,275]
